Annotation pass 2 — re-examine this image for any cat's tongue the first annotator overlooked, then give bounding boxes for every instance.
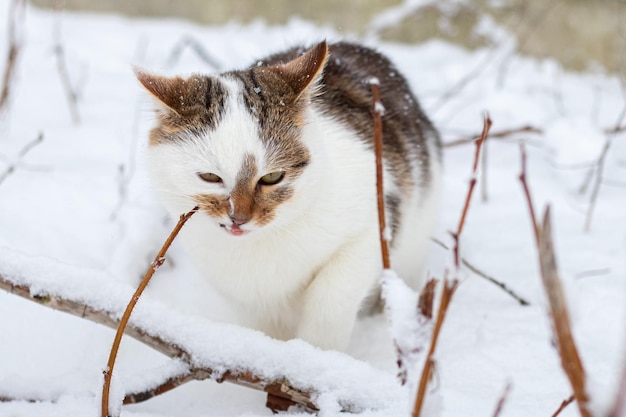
[228,223,246,236]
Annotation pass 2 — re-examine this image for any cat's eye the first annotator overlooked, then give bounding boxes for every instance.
[198,172,222,183]
[258,171,285,186]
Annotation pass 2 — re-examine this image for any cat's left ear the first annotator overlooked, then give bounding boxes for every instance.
[134,68,206,117]
[268,40,328,101]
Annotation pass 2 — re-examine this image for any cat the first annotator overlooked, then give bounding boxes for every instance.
[136,40,441,351]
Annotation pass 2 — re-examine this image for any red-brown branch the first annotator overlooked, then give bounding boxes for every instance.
[518,142,539,244]
[370,79,390,269]
[455,113,492,237]
[412,278,458,417]
[101,206,199,417]
[537,207,592,417]
[551,395,575,417]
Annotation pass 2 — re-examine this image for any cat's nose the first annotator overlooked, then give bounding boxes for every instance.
[229,215,249,226]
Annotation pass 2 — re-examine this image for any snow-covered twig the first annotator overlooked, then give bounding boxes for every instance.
[369,78,390,269]
[0,0,26,115]
[101,206,199,417]
[537,207,592,417]
[0,132,45,186]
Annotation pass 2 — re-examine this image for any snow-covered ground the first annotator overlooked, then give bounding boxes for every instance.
[0,3,625,417]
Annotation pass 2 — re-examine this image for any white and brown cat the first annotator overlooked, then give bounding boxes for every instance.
[136,40,441,351]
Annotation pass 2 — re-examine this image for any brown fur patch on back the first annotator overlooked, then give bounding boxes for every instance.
[257,42,441,237]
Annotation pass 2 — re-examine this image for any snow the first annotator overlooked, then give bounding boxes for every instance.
[0,3,625,417]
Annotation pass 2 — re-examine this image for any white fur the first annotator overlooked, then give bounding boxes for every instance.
[148,78,440,351]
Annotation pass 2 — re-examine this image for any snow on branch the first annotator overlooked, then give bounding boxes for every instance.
[0,249,405,415]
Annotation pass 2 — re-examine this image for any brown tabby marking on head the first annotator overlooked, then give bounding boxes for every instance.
[135,69,228,146]
[193,153,295,227]
[223,42,326,181]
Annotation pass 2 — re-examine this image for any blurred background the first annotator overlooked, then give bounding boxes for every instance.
[31,0,626,74]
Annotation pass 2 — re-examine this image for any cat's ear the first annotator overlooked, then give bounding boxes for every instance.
[134,68,206,116]
[268,40,328,101]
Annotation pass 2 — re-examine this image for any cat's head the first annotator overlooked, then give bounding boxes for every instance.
[137,41,328,237]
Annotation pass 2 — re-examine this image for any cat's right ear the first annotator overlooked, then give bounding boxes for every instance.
[268,40,329,101]
[134,68,206,116]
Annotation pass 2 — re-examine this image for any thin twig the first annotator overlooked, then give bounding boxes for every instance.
[412,279,458,417]
[491,382,512,417]
[481,139,488,202]
[101,206,199,417]
[431,237,530,306]
[369,78,390,269]
[607,341,626,417]
[0,0,26,115]
[551,395,575,417]
[444,125,542,148]
[53,0,81,124]
[455,113,492,237]
[166,36,222,70]
[584,138,612,233]
[537,207,592,417]
[0,132,45,186]
[518,142,539,244]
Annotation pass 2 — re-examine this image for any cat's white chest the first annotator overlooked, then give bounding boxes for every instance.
[179,214,343,306]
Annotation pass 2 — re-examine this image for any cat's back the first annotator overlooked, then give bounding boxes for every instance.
[262,42,440,191]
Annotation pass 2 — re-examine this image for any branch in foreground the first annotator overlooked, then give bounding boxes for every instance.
[412,278,458,417]
[102,206,199,417]
[0,275,321,413]
[537,207,592,417]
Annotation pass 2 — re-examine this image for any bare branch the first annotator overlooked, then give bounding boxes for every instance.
[53,0,81,124]
[518,142,539,244]
[584,138,612,233]
[101,206,199,417]
[0,0,26,115]
[550,395,575,417]
[431,237,530,306]
[456,113,492,238]
[444,125,542,148]
[0,132,45,186]
[491,382,512,417]
[412,278,458,417]
[537,207,592,417]
[166,36,222,70]
[369,78,390,270]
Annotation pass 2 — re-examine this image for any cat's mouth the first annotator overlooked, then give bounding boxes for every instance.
[220,223,249,236]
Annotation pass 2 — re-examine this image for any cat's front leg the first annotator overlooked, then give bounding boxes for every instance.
[296,235,381,351]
